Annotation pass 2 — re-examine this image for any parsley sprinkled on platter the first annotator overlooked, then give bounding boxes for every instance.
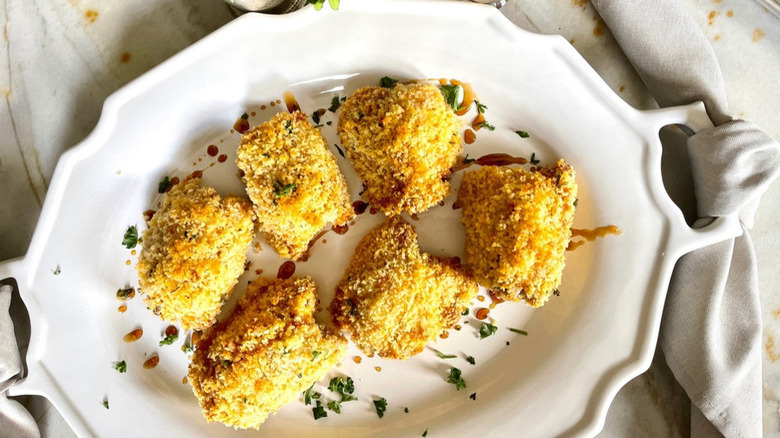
[122,226,138,249]
[303,383,321,406]
[447,367,466,391]
[159,333,178,346]
[53,265,61,275]
[404,407,409,414]
[380,76,398,88]
[284,120,293,134]
[422,427,429,437]
[114,361,127,373]
[102,399,109,409]
[327,400,342,414]
[479,323,498,339]
[307,0,339,10]
[221,360,232,367]
[529,152,540,165]
[273,180,296,198]
[466,356,476,365]
[373,397,388,418]
[334,144,346,158]
[328,96,341,112]
[312,400,328,420]
[240,112,249,120]
[470,393,477,401]
[515,130,530,138]
[157,176,170,193]
[462,155,475,165]
[552,288,561,297]
[439,84,462,112]
[183,344,194,353]
[461,308,470,316]
[476,121,496,131]
[508,328,528,336]
[475,100,487,114]
[328,376,357,402]
[116,287,134,299]
[312,350,322,361]
[433,349,456,359]
[574,198,579,207]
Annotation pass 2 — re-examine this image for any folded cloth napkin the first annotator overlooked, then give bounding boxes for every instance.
[0,282,40,438]
[592,1,780,437]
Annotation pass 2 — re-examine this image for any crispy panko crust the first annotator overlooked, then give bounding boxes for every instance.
[330,217,478,359]
[337,82,462,215]
[188,276,346,429]
[137,176,254,330]
[456,160,577,307]
[237,111,353,260]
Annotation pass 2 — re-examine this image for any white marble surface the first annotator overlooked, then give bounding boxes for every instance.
[0,0,777,436]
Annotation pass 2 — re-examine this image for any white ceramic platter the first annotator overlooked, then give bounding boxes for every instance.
[0,1,741,437]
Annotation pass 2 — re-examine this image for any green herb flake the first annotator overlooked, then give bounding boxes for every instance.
[328,376,357,402]
[327,400,342,414]
[102,399,109,409]
[114,361,127,373]
[303,383,321,406]
[116,287,134,299]
[122,226,138,249]
[404,407,409,414]
[479,323,498,339]
[284,120,293,134]
[157,176,170,193]
[439,84,462,112]
[273,180,297,198]
[433,349,457,359]
[461,308,470,316]
[573,198,579,207]
[373,397,388,419]
[312,350,322,361]
[312,400,328,420]
[476,121,496,131]
[552,288,561,297]
[334,144,346,158]
[53,265,61,275]
[529,152,540,165]
[423,427,429,437]
[447,367,466,391]
[516,130,530,138]
[508,328,528,336]
[326,121,332,126]
[466,356,476,365]
[159,333,178,346]
[222,360,232,367]
[328,96,341,112]
[380,76,399,88]
[312,112,321,124]
[475,100,487,114]
[183,344,194,353]
[241,112,249,120]
[462,155,475,165]
[469,393,477,401]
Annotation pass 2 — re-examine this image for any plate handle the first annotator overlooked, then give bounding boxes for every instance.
[643,102,743,256]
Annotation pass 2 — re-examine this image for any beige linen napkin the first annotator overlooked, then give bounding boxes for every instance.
[592,1,780,437]
[0,282,39,438]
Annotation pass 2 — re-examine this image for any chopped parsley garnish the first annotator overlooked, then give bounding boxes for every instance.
[326,121,332,125]
[273,180,296,198]
[433,349,456,359]
[479,323,498,339]
[469,393,477,400]
[328,376,357,402]
[380,76,399,88]
[439,84,462,112]
[102,399,109,409]
[328,96,341,112]
[53,265,61,275]
[240,112,249,120]
[116,287,134,299]
[462,155,475,165]
[334,144,346,158]
[466,356,476,365]
[312,350,322,361]
[221,360,232,367]
[284,120,293,134]
[476,121,496,131]
[159,333,178,346]
[373,397,388,419]
[574,198,579,207]
[508,328,528,336]
[552,288,561,297]
[423,428,429,437]
[461,308,470,316]
[475,100,487,114]
[122,226,138,249]
[312,400,328,420]
[529,152,540,165]
[447,367,466,391]
[158,176,170,193]
[114,361,127,373]
[515,130,530,138]
[183,344,194,353]
[307,0,339,10]
[303,383,321,405]
[404,407,409,413]
[326,400,342,414]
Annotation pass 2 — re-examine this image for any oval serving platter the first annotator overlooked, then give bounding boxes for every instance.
[0,1,740,437]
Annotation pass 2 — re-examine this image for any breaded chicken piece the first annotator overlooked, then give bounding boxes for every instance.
[137,176,253,330]
[188,276,346,429]
[457,160,577,307]
[237,111,353,260]
[330,217,477,359]
[338,82,462,215]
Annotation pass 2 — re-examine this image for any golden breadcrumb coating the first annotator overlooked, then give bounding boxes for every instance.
[457,160,577,307]
[330,217,478,359]
[237,111,353,260]
[338,82,462,215]
[188,276,346,429]
[137,176,253,330]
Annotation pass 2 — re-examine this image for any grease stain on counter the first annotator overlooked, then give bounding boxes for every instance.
[767,335,780,362]
[85,9,98,23]
[753,28,766,43]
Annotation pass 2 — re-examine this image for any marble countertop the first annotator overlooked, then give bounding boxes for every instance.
[0,0,777,436]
